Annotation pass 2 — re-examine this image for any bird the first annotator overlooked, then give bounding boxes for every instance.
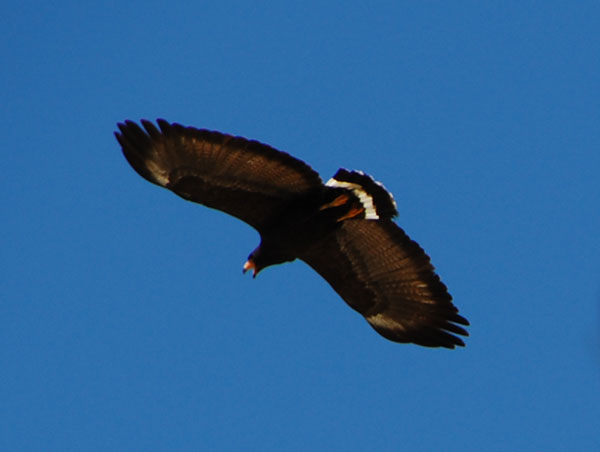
[115,119,469,348]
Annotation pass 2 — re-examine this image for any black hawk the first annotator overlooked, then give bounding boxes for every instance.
[115,119,469,348]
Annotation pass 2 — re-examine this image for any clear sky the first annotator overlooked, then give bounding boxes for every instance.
[2,1,599,451]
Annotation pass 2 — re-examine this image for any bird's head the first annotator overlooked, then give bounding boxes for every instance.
[242,257,259,278]
[242,248,266,278]
[243,242,293,278]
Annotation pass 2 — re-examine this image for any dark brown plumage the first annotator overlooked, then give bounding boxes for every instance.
[115,119,469,348]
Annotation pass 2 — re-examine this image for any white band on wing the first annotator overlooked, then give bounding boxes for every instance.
[325,178,379,220]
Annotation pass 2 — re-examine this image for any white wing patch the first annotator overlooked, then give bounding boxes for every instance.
[145,159,170,186]
[366,313,406,331]
[325,178,379,220]
[355,170,398,211]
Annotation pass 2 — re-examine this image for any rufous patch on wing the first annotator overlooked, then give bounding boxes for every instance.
[319,194,350,210]
[336,205,365,222]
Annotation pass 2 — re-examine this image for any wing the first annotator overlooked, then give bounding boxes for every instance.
[115,119,323,231]
[299,220,468,348]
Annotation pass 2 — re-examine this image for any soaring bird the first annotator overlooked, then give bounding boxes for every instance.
[115,119,469,348]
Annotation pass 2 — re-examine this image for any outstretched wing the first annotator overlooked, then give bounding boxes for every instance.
[299,219,468,348]
[115,119,323,231]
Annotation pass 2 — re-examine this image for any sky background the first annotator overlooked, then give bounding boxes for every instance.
[2,1,599,451]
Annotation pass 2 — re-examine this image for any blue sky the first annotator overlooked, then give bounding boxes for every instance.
[2,1,599,451]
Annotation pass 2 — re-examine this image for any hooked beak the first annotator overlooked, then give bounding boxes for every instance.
[243,259,257,278]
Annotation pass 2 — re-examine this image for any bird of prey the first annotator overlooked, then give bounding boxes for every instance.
[115,119,469,348]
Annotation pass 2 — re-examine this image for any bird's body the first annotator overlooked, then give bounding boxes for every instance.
[116,119,469,348]
[246,186,373,272]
